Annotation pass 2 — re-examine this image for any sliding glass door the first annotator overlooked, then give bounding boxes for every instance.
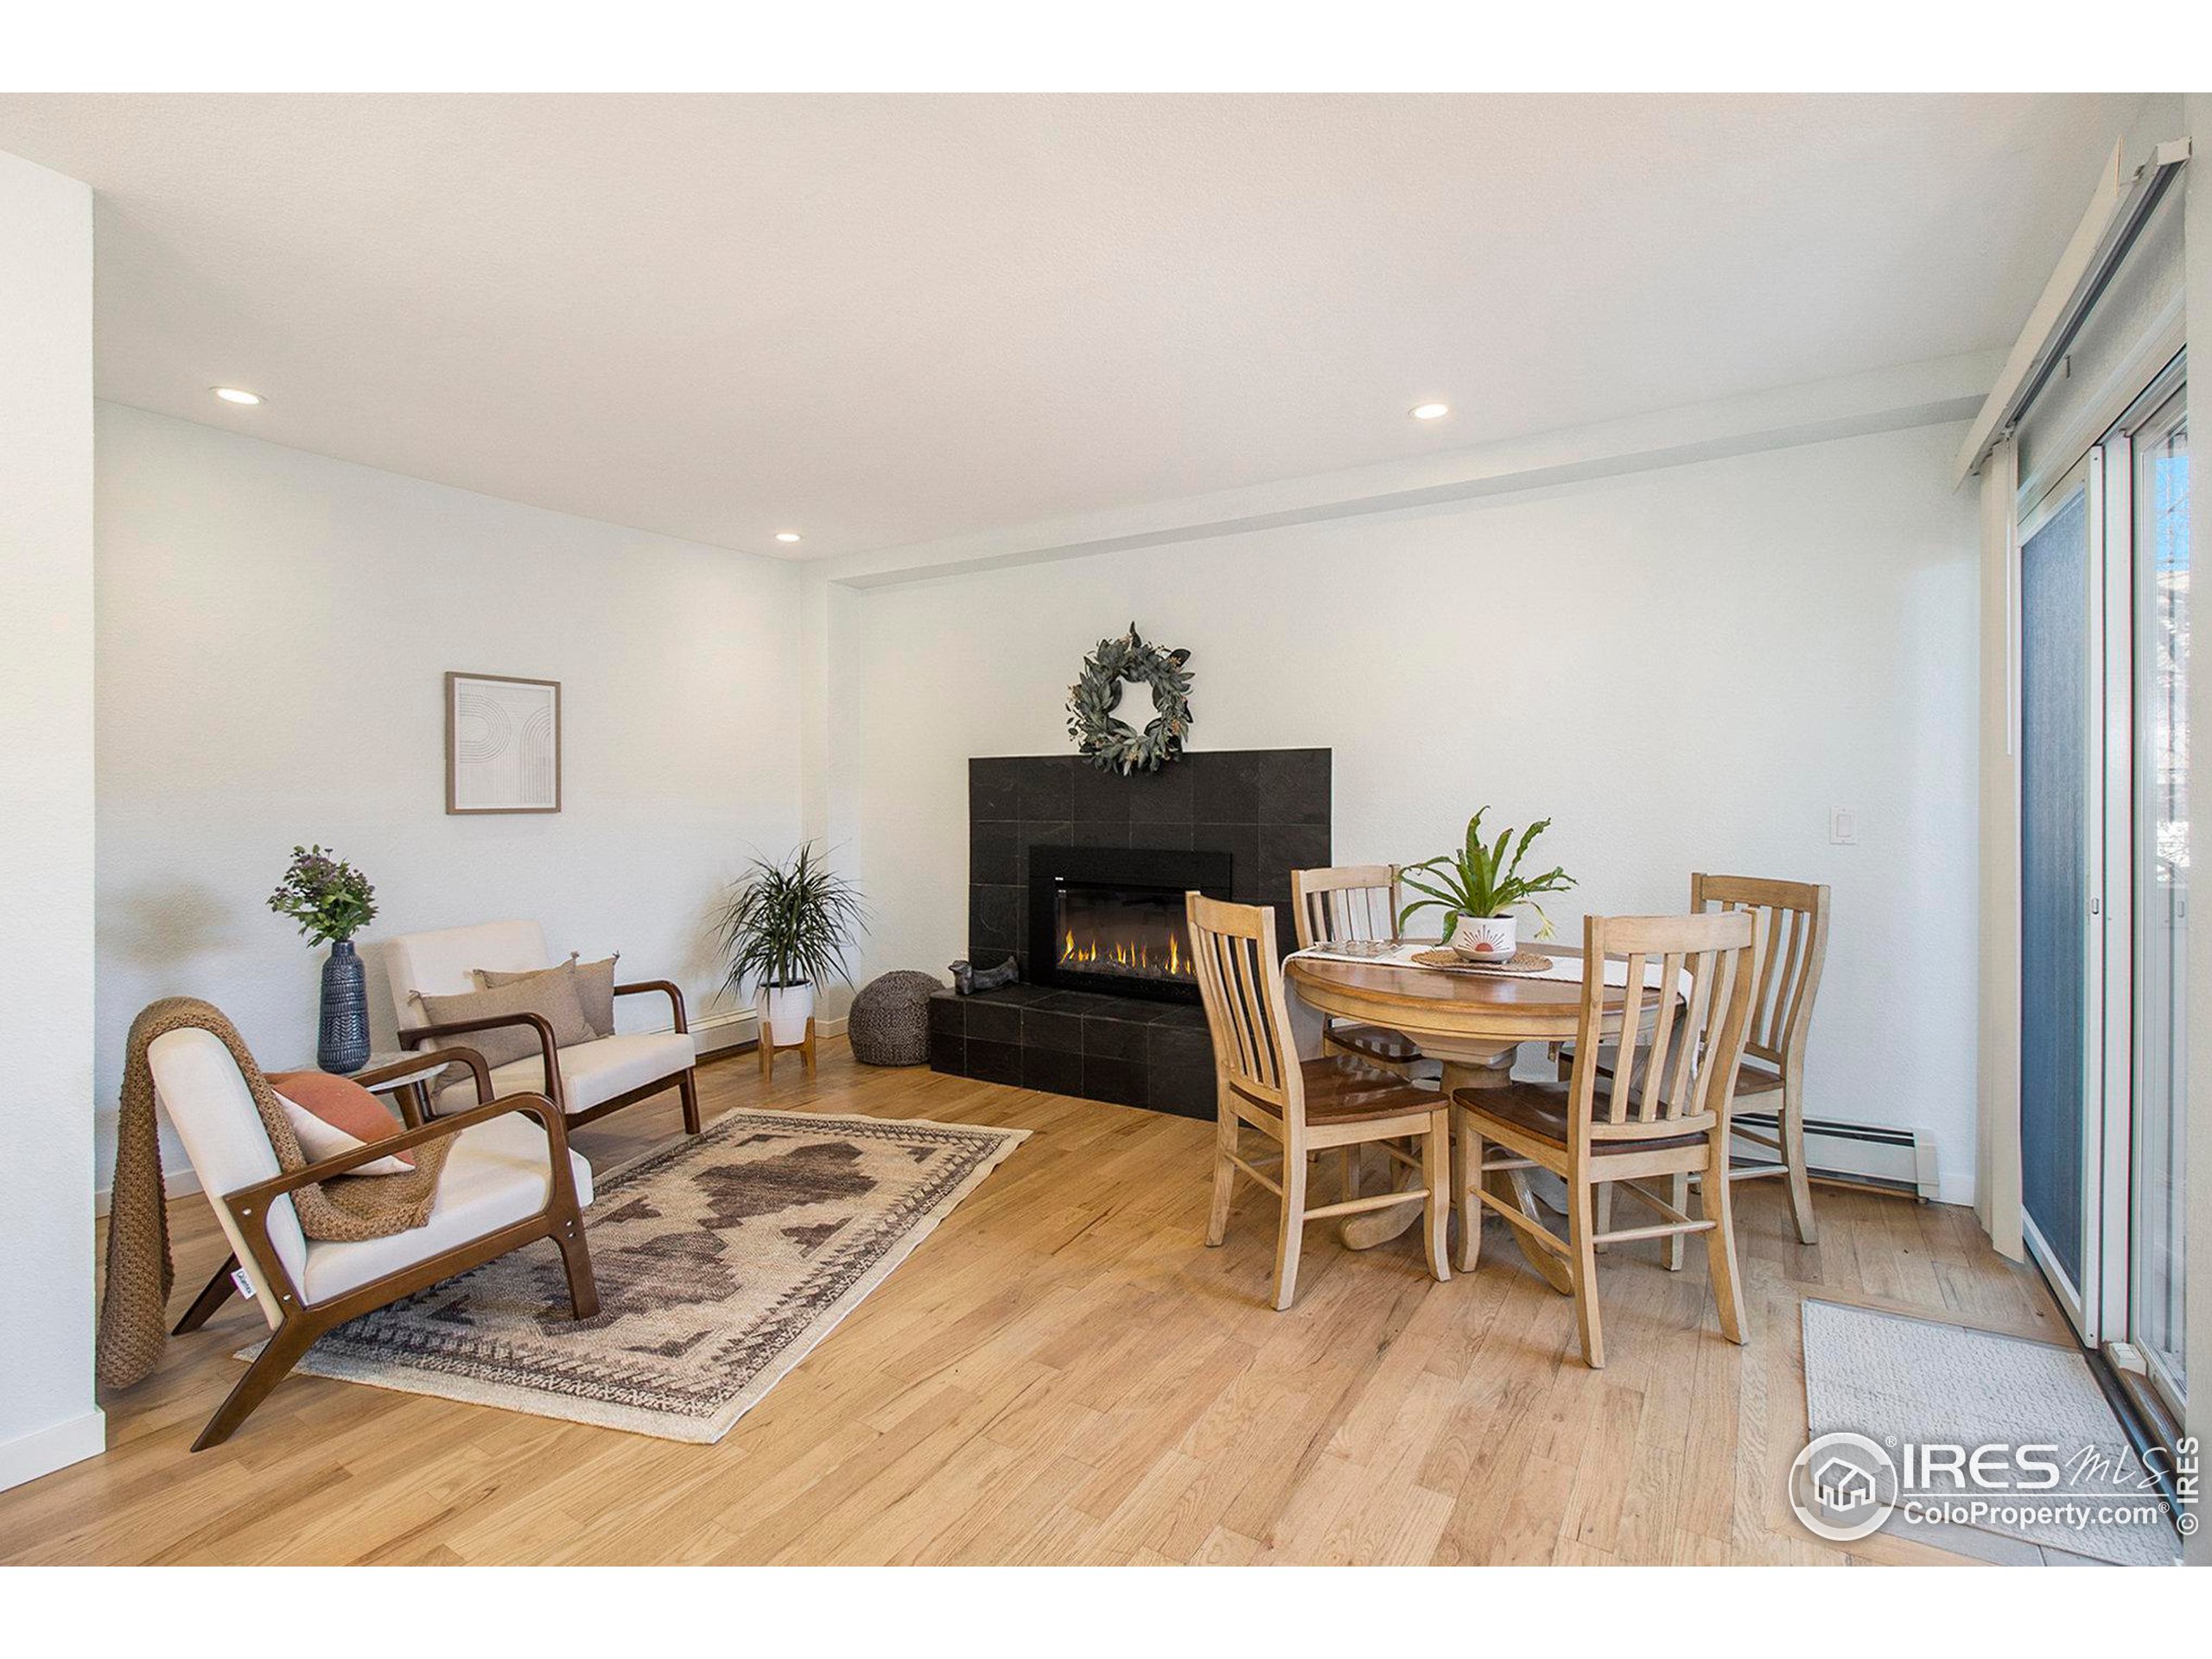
[2131,388,2189,1411]
[2016,359,2188,1414]
[2019,463,2102,1325]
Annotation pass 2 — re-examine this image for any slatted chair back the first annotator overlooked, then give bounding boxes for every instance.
[1690,874,1830,1075]
[1289,864,1402,950]
[1564,910,1765,1148]
[1185,892,1303,1125]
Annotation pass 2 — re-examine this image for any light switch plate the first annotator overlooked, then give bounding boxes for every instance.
[1829,807,1858,846]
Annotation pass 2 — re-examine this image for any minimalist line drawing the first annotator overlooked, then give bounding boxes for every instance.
[454,690,512,765]
[446,672,561,813]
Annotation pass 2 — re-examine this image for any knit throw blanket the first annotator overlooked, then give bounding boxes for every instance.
[98,997,454,1390]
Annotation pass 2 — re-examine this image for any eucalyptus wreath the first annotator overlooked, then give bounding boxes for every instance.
[1065,622,1193,774]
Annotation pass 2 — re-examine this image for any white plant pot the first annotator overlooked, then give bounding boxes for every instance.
[1450,914,1516,962]
[759,981,816,1049]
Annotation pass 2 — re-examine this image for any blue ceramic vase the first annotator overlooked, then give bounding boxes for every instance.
[318,938,372,1074]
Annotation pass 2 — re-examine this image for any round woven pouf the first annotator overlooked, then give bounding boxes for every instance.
[847,970,946,1066]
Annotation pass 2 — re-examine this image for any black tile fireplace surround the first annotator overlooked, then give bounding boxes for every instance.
[932,748,1330,1119]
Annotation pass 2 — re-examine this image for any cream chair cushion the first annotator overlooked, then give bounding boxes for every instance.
[300,1111,593,1306]
[149,1028,310,1325]
[435,1030,696,1116]
[385,919,551,1033]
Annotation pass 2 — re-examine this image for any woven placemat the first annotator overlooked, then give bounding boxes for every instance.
[1408,948,1554,976]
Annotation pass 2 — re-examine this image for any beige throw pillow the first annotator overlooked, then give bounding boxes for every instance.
[476,954,620,1039]
[414,969,594,1072]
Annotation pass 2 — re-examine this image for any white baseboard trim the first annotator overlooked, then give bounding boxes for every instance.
[657,1011,850,1049]
[694,1011,848,1046]
[0,1409,106,1494]
[1732,1110,1948,1205]
[685,1007,758,1055]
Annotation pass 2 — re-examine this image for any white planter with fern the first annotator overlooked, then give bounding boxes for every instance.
[1450,914,1518,961]
[714,843,867,1052]
[759,981,818,1050]
[1399,808,1577,961]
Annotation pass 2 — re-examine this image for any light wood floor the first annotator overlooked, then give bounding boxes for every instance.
[3,1040,2066,1565]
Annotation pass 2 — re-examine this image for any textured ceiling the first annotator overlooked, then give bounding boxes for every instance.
[0,92,2149,558]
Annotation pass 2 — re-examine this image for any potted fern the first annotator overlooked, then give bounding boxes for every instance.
[713,843,868,1052]
[1398,809,1577,963]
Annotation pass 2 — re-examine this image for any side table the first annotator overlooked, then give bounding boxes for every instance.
[305,1050,455,1127]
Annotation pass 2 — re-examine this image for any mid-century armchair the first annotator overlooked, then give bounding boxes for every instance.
[385,919,701,1135]
[151,1032,596,1448]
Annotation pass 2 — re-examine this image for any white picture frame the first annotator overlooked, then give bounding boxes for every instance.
[445,671,562,814]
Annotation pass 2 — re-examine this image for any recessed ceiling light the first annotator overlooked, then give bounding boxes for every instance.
[775,531,803,543]
[1410,402,1451,421]
[212,386,264,406]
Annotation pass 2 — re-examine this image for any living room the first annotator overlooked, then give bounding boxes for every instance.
[3,14,2208,1618]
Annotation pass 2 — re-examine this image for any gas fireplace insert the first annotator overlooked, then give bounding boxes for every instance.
[1028,845,1234,1003]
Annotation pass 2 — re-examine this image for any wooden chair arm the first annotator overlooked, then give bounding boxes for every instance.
[219,1090,579,1324]
[613,979,689,1034]
[352,1046,492,1102]
[228,1090,567,1205]
[397,1011,565,1109]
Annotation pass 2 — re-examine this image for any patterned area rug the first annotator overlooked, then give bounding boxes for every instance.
[243,1109,1028,1443]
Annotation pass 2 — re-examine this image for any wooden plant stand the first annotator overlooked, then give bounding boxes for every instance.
[759,1016,818,1083]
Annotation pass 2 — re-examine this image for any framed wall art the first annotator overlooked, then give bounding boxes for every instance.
[445,671,562,814]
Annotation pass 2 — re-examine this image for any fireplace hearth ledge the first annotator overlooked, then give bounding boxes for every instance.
[928,984,1215,1121]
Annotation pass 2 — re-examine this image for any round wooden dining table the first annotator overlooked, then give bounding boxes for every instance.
[1284,944,1653,1292]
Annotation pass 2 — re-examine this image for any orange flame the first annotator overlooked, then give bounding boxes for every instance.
[1060,924,1193,979]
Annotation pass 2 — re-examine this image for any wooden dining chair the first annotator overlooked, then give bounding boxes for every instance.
[1692,874,1830,1245]
[1289,864,1427,1075]
[1187,892,1451,1310]
[1563,873,1832,1254]
[1455,908,1765,1369]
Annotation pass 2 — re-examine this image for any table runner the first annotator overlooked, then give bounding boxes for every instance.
[1285,939,1694,995]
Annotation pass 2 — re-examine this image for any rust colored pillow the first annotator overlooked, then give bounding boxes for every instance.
[266,1070,415,1174]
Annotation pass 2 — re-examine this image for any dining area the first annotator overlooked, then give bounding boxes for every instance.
[1183,810,1831,1373]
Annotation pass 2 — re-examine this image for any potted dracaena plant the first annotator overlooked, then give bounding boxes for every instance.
[1397,809,1577,963]
[267,844,379,1073]
[713,843,868,1052]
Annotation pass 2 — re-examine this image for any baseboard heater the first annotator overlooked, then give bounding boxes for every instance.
[1732,1111,1937,1202]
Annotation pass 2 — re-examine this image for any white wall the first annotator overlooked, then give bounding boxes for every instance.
[0,152,104,1491]
[850,422,1983,1198]
[95,405,804,1182]
[798,571,867,1022]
